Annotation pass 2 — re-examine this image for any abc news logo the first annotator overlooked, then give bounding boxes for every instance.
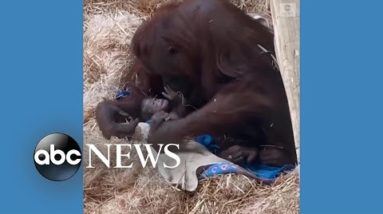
[34,133,181,181]
[34,133,81,181]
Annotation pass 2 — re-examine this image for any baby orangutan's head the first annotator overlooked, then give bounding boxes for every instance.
[141,98,169,120]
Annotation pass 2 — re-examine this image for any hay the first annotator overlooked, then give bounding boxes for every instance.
[83,1,299,213]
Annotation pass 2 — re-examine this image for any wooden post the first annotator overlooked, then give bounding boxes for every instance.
[270,0,300,163]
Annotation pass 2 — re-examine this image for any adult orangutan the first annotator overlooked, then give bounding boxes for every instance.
[96,0,297,167]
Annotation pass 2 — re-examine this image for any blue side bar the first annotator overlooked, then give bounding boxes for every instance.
[0,1,83,213]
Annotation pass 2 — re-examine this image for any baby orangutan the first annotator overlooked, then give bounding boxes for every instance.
[96,85,186,140]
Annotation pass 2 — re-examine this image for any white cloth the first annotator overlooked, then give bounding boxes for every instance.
[134,122,226,192]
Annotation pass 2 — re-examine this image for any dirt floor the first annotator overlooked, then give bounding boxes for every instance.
[83,0,300,213]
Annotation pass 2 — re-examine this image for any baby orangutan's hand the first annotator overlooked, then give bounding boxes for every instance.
[219,145,258,164]
[150,111,170,131]
[147,111,178,150]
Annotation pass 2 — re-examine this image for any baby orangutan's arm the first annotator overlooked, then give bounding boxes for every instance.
[96,100,140,139]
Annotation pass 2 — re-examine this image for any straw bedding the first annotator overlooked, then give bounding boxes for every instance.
[83,0,299,213]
